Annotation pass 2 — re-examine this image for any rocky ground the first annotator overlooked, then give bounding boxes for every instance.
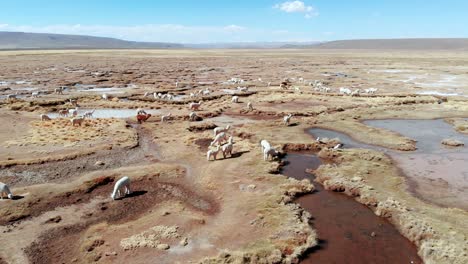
[0,49,467,264]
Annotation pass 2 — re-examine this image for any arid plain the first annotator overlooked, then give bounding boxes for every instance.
[0,49,467,264]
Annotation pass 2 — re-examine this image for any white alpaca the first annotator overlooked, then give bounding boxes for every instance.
[188,112,198,121]
[214,125,231,136]
[175,81,179,88]
[210,132,227,147]
[0,182,13,199]
[70,116,84,126]
[207,145,221,161]
[231,96,239,103]
[31,91,39,98]
[333,143,343,149]
[263,147,278,161]
[102,93,109,100]
[237,86,248,92]
[247,102,253,111]
[69,107,79,117]
[136,108,147,115]
[283,114,293,126]
[202,89,210,95]
[190,92,196,98]
[111,176,131,200]
[40,114,51,121]
[161,113,172,122]
[339,87,351,95]
[351,89,360,97]
[55,87,64,94]
[260,139,271,154]
[69,98,78,106]
[365,88,378,94]
[222,136,234,158]
[83,109,95,118]
[190,101,202,111]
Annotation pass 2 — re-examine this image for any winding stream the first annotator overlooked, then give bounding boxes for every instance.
[282,153,422,263]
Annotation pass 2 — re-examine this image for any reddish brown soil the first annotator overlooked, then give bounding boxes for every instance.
[24,177,218,264]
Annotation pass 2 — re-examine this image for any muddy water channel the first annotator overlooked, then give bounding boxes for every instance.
[310,119,468,210]
[282,153,422,263]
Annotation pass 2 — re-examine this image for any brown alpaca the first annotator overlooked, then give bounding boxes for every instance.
[137,113,152,124]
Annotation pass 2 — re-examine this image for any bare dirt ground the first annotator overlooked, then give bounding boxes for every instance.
[0,49,467,264]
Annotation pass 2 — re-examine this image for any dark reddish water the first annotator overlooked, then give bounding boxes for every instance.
[282,153,422,264]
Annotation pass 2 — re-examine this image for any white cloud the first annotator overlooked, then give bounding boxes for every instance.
[223,25,245,32]
[274,1,318,18]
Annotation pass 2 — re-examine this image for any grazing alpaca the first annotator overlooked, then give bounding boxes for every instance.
[283,114,293,126]
[214,125,231,136]
[69,107,79,117]
[111,176,131,200]
[263,147,278,161]
[231,96,239,103]
[0,182,13,199]
[247,102,253,111]
[40,114,51,121]
[58,109,69,117]
[31,91,39,98]
[136,108,147,115]
[137,113,152,124]
[188,112,198,121]
[83,109,95,118]
[210,132,227,147]
[333,143,343,149]
[206,145,221,161]
[69,98,78,106]
[55,87,64,94]
[222,136,234,158]
[161,113,172,122]
[260,139,271,154]
[189,101,202,111]
[70,116,84,126]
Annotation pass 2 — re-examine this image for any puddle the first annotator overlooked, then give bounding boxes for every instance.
[365,119,468,210]
[308,128,385,151]
[75,85,126,94]
[416,91,467,97]
[282,153,422,264]
[47,108,161,119]
[309,119,468,210]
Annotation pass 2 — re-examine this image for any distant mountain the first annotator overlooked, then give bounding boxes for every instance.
[289,38,468,50]
[185,41,320,49]
[0,31,183,50]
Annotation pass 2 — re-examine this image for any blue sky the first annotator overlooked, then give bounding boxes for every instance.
[0,0,467,43]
